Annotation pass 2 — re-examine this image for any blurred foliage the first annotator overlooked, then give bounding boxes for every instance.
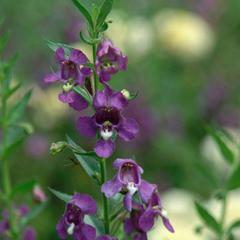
[1,0,240,238]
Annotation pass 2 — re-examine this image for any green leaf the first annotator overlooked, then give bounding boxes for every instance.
[96,0,113,29]
[11,179,37,199]
[4,82,21,100]
[206,126,235,164]
[226,164,240,190]
[45,39,73,56]
[85,215,104,235]
[194,201,221,234]
[0,31,10,54]
[72,0,94,29]
[80,31,94,45]
[227,219,240,235]
[66,135,100,183]
[49,187,72,203]
[20,202,48,227]
[73,86,92,104]
[8,90,32,124]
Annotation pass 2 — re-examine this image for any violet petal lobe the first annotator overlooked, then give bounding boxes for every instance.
[22,227,36,240]
[123,192,133,212]
[139,180,157,204]
[76,116,97,138]
[93,90,108,109]
[134,233,148,240]
[56,217,68,239]
[101,176,122,198]
[118,118,139,141]
[124,218,135,235]
[138,208,156,232]
[58,91,74,103]
[70,193,97,215]
[55,48,65,63]
[69,92,88,111]
[94,139,115,158]
[162,217,175,233]
[79,223,96,240]
[44,72,60,83]
[69,49,88,65]
[109,92,128,110]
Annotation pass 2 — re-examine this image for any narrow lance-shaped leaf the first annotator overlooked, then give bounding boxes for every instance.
[72,0,94,29]
[49,187,72,203]
[0,31,10,54]
[66,135,100,183]
[73,86,93,104]
[226,164,240,190]
[194,201,221,234]
[227,219,240,235]
[45,39,73,56]
[11,179,37,199]
[206,126,235,164]
[20,202,48,227]
[8,90,32,124]
[97,0,113,29]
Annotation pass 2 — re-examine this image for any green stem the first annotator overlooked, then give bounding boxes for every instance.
[100,158,110,234]
[218,194,227,240]
[92,43,98,93]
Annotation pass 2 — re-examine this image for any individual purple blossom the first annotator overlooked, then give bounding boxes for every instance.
[102,159,156,212]
[44,47,91,111]
[56,193,97,240]
[96,40,128,83]
[77,88,139,158]
[22,227,37,240]
[138,190,174,234]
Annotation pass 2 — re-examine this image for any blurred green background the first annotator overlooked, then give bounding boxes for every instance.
[1,0,240,239]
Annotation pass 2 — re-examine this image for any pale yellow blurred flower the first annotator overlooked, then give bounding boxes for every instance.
[29,86,69,130]
[154,9,215,61]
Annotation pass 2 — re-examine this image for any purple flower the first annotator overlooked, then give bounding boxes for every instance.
[44,47,91,111]
[22,227,36,240]
[0,205,36,239]
[102,159,156,212]
[124,203,148,240]
[77,88,139,158]
[97,235,118,240]
[139,190,174,233]
[56,193,97,240]
[96,40,128,83]
[32,185,47,203]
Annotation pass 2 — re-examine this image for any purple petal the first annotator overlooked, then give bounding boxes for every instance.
[93,90,108,108]
[44,72,60,83]
[109,92,128,110]
[58,91,74,103]
[99,72,111,83]
[76,116,97,138]
[69,92,88,111]
[94,139,115,158]
[124,218,134,235]
[101,176,122,198]
[138,208,156,232]
[162,217,175,233]
[134,233,148,240]
[139,180,157,204]
[123,193,133,212]
[55,48,65,63]
[22,227,36,240]
[118,118,139,141]
[56,218,67,239]
[113,158,138,170]
[70,193,97,215]
[118,55,128,70]
[79,224,96,240]
[0,220,9,234]
[69,49,88,64]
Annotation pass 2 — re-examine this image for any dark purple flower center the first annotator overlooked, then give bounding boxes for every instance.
[66,204,83,225]
[120,163,139,184]
[95,107,120,126]
[61,60,78,80]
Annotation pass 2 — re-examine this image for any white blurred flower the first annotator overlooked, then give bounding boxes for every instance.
[154,9,215,61]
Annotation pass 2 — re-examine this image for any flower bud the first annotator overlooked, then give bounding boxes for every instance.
[33,185,47,203]
[50,141,67,155]
[121,89,130,100]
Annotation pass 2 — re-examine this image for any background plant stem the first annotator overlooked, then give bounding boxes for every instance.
[100,158,110,234]
[219,194,227,240]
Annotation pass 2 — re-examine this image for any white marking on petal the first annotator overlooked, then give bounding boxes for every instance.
[161,208,168,218]
[127,182,138,195]
[100,129,113,140]
[67,223,75,235]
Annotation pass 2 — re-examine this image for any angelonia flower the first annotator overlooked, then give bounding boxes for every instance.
[44,47,92,111]
[96,40,128,83]
[102,158,156,212]
[0,204,36,240]
[77,88,139,158]
[56,193,97,240]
